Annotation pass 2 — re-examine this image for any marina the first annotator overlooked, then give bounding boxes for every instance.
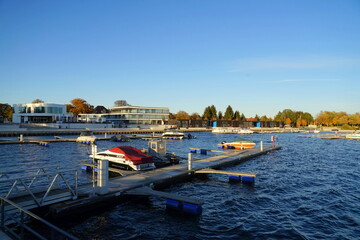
[0,131,359,239]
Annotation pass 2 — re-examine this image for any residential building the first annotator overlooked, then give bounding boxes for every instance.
[78,105,169,126]
[12,103,73,123]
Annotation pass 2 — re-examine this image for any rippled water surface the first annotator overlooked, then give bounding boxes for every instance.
[1,132,359,239]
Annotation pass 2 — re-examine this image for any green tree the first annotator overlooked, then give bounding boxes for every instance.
[223,105,234,120]
[254,114,260,121]
[210,105,217,120]
[234,111,241,120]
[202,106,212,120]
[218,111,223,120]
[240,113,246,121]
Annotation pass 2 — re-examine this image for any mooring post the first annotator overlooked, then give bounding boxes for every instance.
[271,135,275,148]
[260,141,263,151]
[91,144,97,196]
[19,134,23,141]
[96,159,109,195]
[104,133,107,138]
[188,153,192,171]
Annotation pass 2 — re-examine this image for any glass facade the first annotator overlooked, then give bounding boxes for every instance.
[103,106,169,126]
[13,103,71,123]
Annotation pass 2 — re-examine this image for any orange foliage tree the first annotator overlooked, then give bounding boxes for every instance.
[68,98,94,115]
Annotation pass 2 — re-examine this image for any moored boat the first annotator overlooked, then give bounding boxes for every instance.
[345,132,360,139]
[238,128,254,134]
[76,130,96,143]
[218,138,256,149]
[162,130,185,140]
[89,146,155,171]
[212,127,239,134]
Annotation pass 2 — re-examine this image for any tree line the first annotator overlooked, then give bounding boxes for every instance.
[0,100,359,127]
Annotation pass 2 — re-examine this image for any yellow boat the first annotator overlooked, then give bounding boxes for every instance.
[218,138,256,150]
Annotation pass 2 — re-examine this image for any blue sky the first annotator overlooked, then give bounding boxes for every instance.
[1,0,359,118]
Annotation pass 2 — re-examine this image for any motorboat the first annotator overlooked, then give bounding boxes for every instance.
[162,131,185,140]
[218,138,256,150]
[76,130,96,143]
[110,134,129,142]
[89,146,155,171]
[212,127,254,134]
[212,127,239,134]
[238,128,254,134]
[345,131,360,139]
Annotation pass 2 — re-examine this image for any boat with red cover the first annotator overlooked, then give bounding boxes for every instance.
[89,146,156,171]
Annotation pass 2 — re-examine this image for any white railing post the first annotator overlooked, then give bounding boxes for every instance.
[260,141,263,151]
[188,153,192,171]
[96,159,109,195]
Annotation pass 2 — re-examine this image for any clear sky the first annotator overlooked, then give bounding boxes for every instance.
[1,0,359,118]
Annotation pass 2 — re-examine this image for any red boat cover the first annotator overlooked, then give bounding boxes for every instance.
[109,146,153,165]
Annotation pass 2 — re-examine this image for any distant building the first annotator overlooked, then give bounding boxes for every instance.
[12,103,73,123]
[78,105,169,126]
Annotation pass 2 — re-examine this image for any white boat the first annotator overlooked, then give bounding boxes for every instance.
[76,130,96,143]
[162,131,185,140]
[238,128,254,134]
[345,131,360,139]
[89,146,156,171]
[212,127,240,134]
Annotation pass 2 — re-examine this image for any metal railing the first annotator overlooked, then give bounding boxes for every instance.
[1,197,78,240]
[0,166,78,208]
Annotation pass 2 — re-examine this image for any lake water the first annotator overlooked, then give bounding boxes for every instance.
[1,132,359,239]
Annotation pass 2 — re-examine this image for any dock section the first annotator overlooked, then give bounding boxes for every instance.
[49,145,280,216]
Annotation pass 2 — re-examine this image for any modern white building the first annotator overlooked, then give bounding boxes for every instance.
[12,103,73,123]
[78,105,169,126]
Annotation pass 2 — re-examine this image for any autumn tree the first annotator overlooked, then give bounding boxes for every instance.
[0,103,13,122]
[114,100,129,106]
[190,112,201,120]
[285,117,292,125]
[175,110,190,120]
[68,98,94,115]
[168,113,176,119]
[32,99,44,103]
[348,113,360,126]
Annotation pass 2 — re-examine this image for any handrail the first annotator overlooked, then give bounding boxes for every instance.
[1,197,78,240]
[0,165,60,175]
[1,169,78,207]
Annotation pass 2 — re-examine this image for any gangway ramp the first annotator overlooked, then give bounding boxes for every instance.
[0,166,78,212]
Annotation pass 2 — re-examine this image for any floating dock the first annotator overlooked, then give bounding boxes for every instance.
[2,145,281,219]
[54,145,280,216]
